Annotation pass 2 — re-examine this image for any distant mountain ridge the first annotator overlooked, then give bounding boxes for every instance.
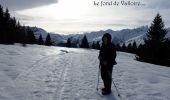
[31,26,170,46]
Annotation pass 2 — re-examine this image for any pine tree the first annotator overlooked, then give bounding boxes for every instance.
[0,5,3,20]
[164,39,170,65]
[18,25,27,44]
[3,8,11,44]
[66,38,71,47]
[122,43,126,52]
[26,27,37,44]
[145,14,167,44]
[4,8,10,23]
[21,28,27,47]
[132,41,137,54]
[96,41,100,50]
[127,43,132,53]
[15,22,24,43]
[0,5,4,44]
[45,33,52,46]
[0,4,39,45]
[7,17,17,44]
[80,35,89,48]
[136,13,169,66]
[92,41,96,49]
[116,44,121,51]
[38,34,44,45]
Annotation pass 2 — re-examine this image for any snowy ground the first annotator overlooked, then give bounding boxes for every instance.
[0,44,170,100]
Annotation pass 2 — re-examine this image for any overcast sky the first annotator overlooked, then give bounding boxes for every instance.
[0,0,58,11]
[0,0,170,34]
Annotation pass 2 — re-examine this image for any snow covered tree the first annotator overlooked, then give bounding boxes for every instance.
[136,13,169,66]
[80,35,89,48]
[45,34,52,46]
[38,34,44,45]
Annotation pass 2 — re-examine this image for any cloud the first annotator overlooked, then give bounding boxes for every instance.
[0,0,58,11]
[144,0,170,9]
[3,0,170,33]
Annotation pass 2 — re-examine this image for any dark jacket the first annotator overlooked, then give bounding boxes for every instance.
[99,43,117,66]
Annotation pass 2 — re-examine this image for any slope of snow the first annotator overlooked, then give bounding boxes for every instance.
[31,26,149,45]
[65,26,149,45]
[31,27,48,40]
[1,44,170,100]
[125,28,170,45]
[31,27,67,45]
[125,34,145,46]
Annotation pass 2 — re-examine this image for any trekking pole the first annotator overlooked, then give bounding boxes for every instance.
[112,78,121,97]
[96,64,101,91]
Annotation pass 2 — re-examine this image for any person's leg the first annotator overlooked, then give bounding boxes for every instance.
[100,64,107,90]
[107,66,113,91]
[104,65,113,93]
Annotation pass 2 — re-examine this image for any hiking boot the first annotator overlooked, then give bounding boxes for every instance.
[101,87,106,91]
[102,89,111,95]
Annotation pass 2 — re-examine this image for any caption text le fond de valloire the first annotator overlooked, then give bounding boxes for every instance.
[93,0,145,7]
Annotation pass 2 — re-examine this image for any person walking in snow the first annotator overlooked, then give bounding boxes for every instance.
[98,33,117,95]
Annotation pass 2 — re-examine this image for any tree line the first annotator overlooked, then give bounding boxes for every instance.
[0,5,53,46]
[71,35,138,54]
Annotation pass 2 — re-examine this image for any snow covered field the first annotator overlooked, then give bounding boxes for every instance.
[0,44,170,100]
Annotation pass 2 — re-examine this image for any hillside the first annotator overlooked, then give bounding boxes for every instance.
[31,26,170,46]
[0,44,170,100]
